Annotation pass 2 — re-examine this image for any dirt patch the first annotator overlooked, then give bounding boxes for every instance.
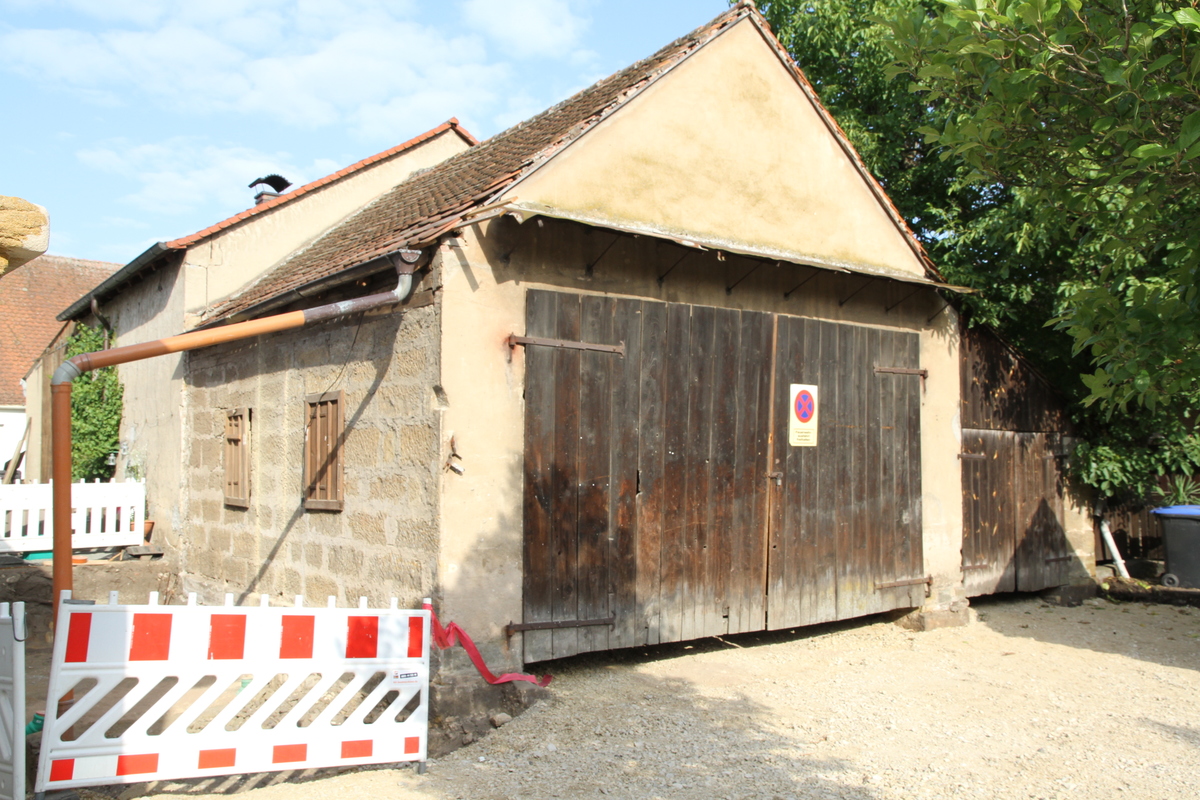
[87,592,1199,800]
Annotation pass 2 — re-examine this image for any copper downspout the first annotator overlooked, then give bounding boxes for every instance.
[49,262,417,618]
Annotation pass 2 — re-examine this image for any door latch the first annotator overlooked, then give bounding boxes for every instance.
[768,471,784,486]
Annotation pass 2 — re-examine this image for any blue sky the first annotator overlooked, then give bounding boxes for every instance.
[1,0,731,264]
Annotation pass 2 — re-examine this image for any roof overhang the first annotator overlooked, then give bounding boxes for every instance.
[58,242,175,322]
[480,201,973,294]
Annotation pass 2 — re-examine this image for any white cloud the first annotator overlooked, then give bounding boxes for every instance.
[461,0,588,60]
[76,137,333,218]
[0,1,496,137]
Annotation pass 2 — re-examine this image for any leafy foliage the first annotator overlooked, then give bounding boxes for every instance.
[757,0,1200,499]
[886,0,1200,414]
[64,324,123,482]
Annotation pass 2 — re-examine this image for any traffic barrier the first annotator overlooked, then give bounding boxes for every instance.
[0,603,26,800]
[35,592,429,792]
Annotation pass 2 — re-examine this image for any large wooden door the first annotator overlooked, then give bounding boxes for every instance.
[521,290,925,661]
[959,327,1073,596]
[961,430,1071,595]
[521,291,774,661]
[767,317,926,628]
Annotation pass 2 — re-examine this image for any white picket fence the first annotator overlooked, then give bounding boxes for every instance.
[0,603,26,800]
[0,479,145,553]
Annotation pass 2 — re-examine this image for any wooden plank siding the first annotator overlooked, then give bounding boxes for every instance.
[959,327,1073,596]
[522,290,925,661]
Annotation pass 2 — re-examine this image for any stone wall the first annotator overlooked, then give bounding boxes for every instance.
[180,303,441,607]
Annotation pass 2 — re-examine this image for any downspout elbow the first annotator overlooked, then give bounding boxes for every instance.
[393,272,414,303]
[52,358,85,385]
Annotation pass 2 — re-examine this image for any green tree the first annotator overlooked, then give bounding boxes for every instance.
[757,0,1200,500]
[64,324,123,482]
[758,0,1088,386]
[886,0,1200,414]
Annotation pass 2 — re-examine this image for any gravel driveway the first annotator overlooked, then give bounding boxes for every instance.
[130,594,1200,800]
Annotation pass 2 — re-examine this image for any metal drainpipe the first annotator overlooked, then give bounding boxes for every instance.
[49,263,416,619]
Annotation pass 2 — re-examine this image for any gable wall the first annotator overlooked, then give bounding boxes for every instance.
[507,18,926,280]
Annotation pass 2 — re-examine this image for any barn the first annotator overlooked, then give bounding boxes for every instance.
[77,3,1093,704]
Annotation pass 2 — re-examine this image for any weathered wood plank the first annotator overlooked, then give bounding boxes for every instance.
[577,295,614,654]
[549,293,582,658]
[838,324,871,619]
[730,310,771,633]
[636,300,668,645]
[766,314,791,628]
[683,305,716,641]
[610,298,643,650]
[659,303,692,643]
[521,290,557,661]
[811,319,839,624]
[901,332,925,608]
[709,308,740,636]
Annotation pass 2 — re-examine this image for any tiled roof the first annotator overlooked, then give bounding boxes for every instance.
[208,3,943,323]
[60,119,476,321]
[0,254,120,405]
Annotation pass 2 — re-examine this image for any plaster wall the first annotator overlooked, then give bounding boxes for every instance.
[508,18,926,280]
[180,304,442,608]
[184,130,470,316]
[22,361,45,481]
[1063,487,1097,581]
[0,406,24,477]
[438,216,963,671]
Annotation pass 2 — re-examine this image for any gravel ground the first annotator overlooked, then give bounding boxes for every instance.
[111,594,1200,799]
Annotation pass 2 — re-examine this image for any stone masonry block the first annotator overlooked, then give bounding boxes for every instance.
[208,529,232,553]
[349,513,386,546]
[399,424,437,463]
[305,575,339,605]
[327,545,364,576]
[220,556,250,585]
[344,427,381,463]
[391,347,428,378]
[232,532,258,559]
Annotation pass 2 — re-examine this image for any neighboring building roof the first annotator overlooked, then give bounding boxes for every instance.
[206,3,950,325]
[0,254,120,405]
[60,119,478,322]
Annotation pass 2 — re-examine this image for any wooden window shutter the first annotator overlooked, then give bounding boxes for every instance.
[224,408,251,508]
[304,390,345,511]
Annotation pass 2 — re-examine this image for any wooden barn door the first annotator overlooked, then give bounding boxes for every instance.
[959,327,1073,596]
[521,291,926,661]
[520,290,774,662]
[767,318,926,628]
[961,430,1071,595]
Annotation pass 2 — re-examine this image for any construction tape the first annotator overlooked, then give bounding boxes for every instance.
[423,601,551,688]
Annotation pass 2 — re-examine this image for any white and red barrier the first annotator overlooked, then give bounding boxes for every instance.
[35,592,429,792]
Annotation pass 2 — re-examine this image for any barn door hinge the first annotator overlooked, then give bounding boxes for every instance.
[874,366,928,391]
[958,453,987,460]
[506,334,625,362]
[876,575,933,597]
[504,617,616,638]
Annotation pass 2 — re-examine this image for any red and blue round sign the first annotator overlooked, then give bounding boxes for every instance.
[794,390,815,423]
